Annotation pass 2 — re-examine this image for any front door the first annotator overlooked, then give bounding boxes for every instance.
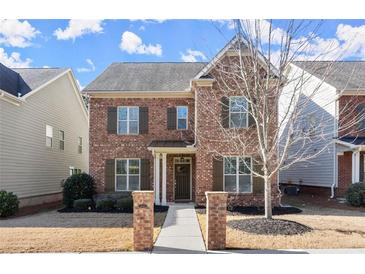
[174,161,191,200]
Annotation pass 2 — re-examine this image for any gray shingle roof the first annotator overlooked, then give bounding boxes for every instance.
[339,136,365,146]
[84,62,207,92]
[293,61,365,90]
[0,63,68,97]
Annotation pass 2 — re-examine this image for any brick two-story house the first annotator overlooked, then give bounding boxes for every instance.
[84,36,280,206]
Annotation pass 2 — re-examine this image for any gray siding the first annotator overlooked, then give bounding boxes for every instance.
[0,73,88,198]
[279,64,337,188]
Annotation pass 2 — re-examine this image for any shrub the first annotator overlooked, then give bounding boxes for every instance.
[62,173,95,208]
[346,182,365,207]
[115,197,133,212]
[0,190,19,218]
[73,199,93,211]
[96,199,115,211]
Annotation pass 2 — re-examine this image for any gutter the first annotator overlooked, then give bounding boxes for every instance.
[0,90,24,106]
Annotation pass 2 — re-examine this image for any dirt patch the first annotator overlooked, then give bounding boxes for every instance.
[227,218,312,235]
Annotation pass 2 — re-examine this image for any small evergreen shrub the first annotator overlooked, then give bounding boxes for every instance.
[115,197,133,212]
[62,173,95,208]
[346,182,365,207]
[96,199,115,211]
[73,199,93,211]
[0,190,19,218]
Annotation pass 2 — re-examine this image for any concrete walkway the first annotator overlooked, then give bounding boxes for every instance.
[152,204,206,254]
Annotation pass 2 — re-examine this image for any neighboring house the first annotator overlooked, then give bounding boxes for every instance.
[0,63,89,208]
[279,61,365,196]
[84,36,280,206]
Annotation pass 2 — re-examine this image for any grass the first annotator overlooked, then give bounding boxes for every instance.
[196,207,365,249]
[0,211,167,253]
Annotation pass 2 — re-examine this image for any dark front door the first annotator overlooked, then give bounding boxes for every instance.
[175,164,191,200]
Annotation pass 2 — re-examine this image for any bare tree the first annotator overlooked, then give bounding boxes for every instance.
[195,19,364,219]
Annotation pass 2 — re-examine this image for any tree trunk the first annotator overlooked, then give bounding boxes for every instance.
[264,176,272,219]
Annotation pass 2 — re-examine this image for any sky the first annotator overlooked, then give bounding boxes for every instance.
[2,19,365,89]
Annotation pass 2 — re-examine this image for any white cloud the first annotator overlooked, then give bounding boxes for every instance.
[119,31,162,56]
[42,65,50,68]
[0,48,32,67]
[0,19,40,48]
[180,49,207,62]
[139,25,146,31]
[212,20,235,30]
[77,58,96,73]
[54,20,103,41]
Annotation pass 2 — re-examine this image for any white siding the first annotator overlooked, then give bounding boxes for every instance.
[279,64,337,188]
[0,73,89,198]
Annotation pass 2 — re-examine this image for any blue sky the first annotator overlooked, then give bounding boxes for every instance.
[1,19,365,89]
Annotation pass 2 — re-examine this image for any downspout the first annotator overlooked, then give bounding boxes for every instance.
[331,92,340,198]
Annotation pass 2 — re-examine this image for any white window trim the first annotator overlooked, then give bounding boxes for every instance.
[115,158,141,191]
[176,106,188,130]
[223,156,253,193]
[78,137,83,154]
[46,124,53,148]
[59,130,65,151]
[229,96,249,128]
[117,106,139,135]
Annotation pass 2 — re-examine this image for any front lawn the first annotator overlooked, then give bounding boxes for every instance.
[196,206,365,249]
[0,210,167,253]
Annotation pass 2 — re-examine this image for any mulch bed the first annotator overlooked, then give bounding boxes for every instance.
[58,205,169,214]
[195,206,302,215]
[227,218,312,235]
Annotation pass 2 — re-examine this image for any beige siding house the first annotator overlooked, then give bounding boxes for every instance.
[0,63,88,207]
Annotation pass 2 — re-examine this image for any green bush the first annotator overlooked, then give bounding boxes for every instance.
[0,190,19,218]
[346,182,365,207]
[73,199,93,211]
[96,199,115,211]
[62,173,95,208]
[115,197,133,212]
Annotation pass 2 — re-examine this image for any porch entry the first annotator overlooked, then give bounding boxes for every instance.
[174,157,192,201]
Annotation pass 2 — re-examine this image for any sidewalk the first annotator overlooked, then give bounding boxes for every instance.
[152,204,206,254]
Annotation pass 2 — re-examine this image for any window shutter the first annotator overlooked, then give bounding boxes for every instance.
[139,107,149,134]
[212,156,224,191]
[252,160,264,193]
[248,103,256,127]
[140,159,151,190]
[221,96,229,128]
[107,107,117,134]
[105,159,115,192]
[167,107,177,130]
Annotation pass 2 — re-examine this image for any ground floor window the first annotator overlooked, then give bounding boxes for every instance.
[115,159,140,191]
[69,167,81,176]
[224,156,252,193]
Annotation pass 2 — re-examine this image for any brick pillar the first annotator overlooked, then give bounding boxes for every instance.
[205,191,228,250]
[132,191,154,251]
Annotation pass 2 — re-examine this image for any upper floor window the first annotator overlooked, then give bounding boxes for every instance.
[59,130,65,150]
[356,104,365,131]
[229,96,248,128]
[177,106,188,130]
[78,137,83,154]
[224,156,252,193]
[46,125,53,147]
[115,159,140,191]
[118,106,139,135]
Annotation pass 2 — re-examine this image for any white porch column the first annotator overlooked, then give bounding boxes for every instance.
[154,153,161,205]
[352,151,360,184]
[161,153,167,205]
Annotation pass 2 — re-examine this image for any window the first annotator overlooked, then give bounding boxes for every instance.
[78,137,82,154]
[177,106,188,130]
[59,130,65,150]
[307,114,317,137]
[224,156,252,193]
[117,106,139,135]
[357,104,365,131]
[46,125,53,147]
[115,159,140,191]
[69,167,81,176]
[229,96,248,128]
